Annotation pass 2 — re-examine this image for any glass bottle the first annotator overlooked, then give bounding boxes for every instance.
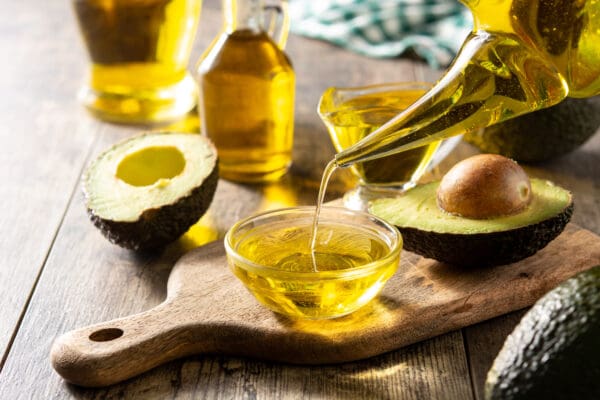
[73,0,202,125]
[196,0,295,183]
[335,0,600,167]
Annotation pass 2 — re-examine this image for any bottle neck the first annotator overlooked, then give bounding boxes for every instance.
[223,0,263,33]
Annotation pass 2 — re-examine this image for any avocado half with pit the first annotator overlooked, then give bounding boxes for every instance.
[83,132,218,251]
[369,155,573,267]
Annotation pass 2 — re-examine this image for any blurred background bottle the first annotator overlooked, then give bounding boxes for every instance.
[196,0,295,183]
[73,0,202,125]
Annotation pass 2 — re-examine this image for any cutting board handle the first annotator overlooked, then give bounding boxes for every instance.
[50,300,207,387]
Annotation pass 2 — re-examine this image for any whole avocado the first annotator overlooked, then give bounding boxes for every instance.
[485,265,600,400]
[465,97,600,162]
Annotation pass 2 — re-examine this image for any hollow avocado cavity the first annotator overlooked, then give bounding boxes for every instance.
[116,146,186,187]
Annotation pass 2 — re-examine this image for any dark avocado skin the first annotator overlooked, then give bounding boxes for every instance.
[465,97,600,162]
[398,202,573,267]
[89,165,218,251]
[485,265,600,400]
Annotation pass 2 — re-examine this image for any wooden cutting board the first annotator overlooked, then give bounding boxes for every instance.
[51,223,600,387]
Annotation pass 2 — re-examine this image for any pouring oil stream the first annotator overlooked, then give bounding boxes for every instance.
[310,159,338,271]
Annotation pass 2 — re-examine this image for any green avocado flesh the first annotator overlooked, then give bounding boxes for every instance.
[369,178,573,266]
[84,132,218,251]
[485,265,600,400]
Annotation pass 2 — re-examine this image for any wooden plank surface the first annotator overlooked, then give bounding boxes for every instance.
[0,0,99,361]
[2,0,600,399]
[0,1,475,399]
[464,311,526,400]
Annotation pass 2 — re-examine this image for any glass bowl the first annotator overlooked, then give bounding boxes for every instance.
[224,206,402,320]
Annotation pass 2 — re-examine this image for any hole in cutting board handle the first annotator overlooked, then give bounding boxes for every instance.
[89,328,124,342]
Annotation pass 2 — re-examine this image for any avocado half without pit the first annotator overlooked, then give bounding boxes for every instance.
[83,132,219,251]
[369,154,573,267]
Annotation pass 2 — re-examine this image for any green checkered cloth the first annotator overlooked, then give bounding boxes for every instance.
[289,0,472,68]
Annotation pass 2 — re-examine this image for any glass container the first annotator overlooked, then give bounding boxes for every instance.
[224,206,402,319]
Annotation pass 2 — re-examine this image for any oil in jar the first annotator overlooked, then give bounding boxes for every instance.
[73,0,201,123]
[322,88,442,186]
[197,29,295,183]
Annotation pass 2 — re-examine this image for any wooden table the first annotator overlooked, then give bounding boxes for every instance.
[2,1,599,399]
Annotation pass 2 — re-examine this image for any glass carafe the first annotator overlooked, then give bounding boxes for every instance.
[319,82,461,210]
[335,0,600,167]
[73,0,202,125]
[196,0,295,183]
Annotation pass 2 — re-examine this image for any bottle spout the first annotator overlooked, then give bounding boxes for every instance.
[335,31,569,168]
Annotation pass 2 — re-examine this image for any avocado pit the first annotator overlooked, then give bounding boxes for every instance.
[437,154,532,219]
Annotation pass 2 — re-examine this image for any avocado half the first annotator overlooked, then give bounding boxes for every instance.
[465,97,600,162]
[83,132,218,251]
[485,265,600,400]
[369,179,573,266]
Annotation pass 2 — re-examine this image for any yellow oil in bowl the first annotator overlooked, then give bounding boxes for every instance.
[225,207,402,319]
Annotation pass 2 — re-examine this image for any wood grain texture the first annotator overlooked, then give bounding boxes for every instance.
[0,2,475,399]
[4,0,600,398]
[60,335,471,400]
[0,0,99,360]
[49,223,600,387]
[464,311,526,400]
[11,332,460,400]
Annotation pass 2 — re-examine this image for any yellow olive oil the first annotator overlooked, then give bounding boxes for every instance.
[322,89,441,186]
[197,29,295,182]
[230,216,397,319]
[335,0,600,167]
[468,0,600,98]
[310,159,337,262]
[73,0,201,124]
